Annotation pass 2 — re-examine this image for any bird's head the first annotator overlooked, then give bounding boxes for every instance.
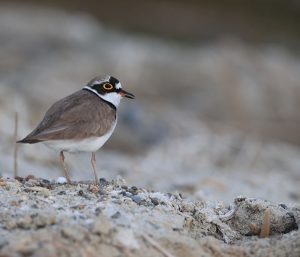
[84,75,135,107]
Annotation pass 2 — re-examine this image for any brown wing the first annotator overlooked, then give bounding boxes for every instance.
[18,90,116,143]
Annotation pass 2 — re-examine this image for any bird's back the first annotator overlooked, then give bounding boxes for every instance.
[19,90,117,143]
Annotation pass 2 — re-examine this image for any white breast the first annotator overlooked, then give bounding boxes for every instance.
[44,121,117,153]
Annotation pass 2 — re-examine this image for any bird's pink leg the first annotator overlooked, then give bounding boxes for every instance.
[91,152,99,186]
[59,151,71,184]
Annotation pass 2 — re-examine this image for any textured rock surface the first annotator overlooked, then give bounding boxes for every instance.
[228,197,297,236]
[0,177,299,257]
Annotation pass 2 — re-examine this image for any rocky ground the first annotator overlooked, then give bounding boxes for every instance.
[0,176,299,257]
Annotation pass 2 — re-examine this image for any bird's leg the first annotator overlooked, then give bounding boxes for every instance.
[91,152,99,186]
[59,151,71,184]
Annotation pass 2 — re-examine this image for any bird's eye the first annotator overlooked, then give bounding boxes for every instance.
[103,83,113,90]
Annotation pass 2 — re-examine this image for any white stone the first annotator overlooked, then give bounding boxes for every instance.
[56,177,67,184]
[114,229,140,250]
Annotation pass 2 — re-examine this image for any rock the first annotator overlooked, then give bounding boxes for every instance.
[114,229,140,250]
[131,195,142,204]
[2,216,17,230]
[61,225,88,242]
[99,178,109,187]
[25,186,51,196]
[25,175,35,181]
[288,207,300,228]
[150,198,159,206]
[34,212,56,228]
[227,198,298,236]
[56,177,68,184]
[17,215,33,229]
[111,211,121,219]
[0,179,7,187]
[88,184,100,194]
[93,214,112,235]
[24,178,41,187]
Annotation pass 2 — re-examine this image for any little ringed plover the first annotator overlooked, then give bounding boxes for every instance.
[18,75,135,184]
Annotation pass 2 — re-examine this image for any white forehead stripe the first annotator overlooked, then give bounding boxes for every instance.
[115,82,122,89]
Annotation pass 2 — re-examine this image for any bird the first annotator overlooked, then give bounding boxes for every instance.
[18,75,135,185]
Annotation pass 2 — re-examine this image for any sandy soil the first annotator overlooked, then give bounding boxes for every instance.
[0,176,299,257]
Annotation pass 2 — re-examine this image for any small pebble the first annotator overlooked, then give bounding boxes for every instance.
[0,180,7,187]
[173,227,182,232]
[41,179,50,185]
[20,195,28,201]
[88,184,100,194]
[125,192,133,197]
[112,199,122,204]
[15,176,24,183]
[93,214,112,235]
[128,186,138,195]
[131,195,142,204]
[25,175,35,181]
[26,186,50,196]
[279,204,288,209]
[99,189,107,195]
[151,198,159,206]
[56,177,67,184]
[139,200,149,206]
[95,207,102,215]
[114,229,140,250]
[119,191,127,196]
[25,179,40,187]
[78,190,84,196]
[99,178,108,186]
[10,200,18,206]
[111,211,121,219]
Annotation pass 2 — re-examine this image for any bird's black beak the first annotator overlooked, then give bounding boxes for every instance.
[119,89,135,99]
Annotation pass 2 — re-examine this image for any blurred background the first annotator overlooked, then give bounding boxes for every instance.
[0,0,300,204]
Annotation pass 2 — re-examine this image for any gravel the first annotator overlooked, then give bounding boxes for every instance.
[0,176,299,257]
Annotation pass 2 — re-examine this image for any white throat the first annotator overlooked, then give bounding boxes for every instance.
[84,86,122,108]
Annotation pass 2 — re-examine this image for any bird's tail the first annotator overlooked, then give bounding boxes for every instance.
[17,137,41,144]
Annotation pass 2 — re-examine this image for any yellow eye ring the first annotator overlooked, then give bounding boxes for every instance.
[103,83,113,90]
